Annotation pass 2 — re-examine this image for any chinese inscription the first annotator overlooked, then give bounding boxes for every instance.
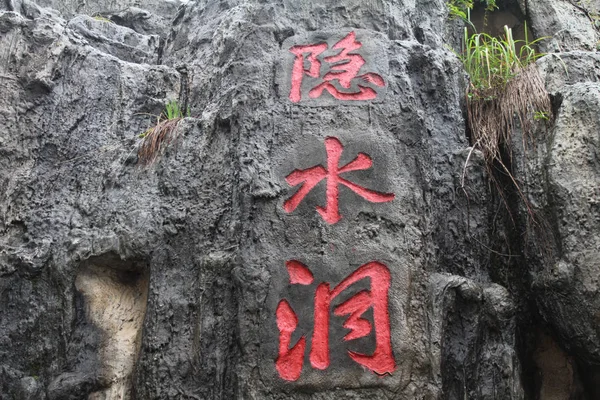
[283,137,395,224]
[276,260,396,381]
[289,31,386,103]
[272,30,396,386]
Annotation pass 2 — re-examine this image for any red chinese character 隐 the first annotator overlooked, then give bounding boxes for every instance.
[288,31,385,102]
[289,43,328,103]
[275,260,396,381]
[283,137,395,224]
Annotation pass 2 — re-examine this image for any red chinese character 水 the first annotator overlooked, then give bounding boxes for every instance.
[289,31,385,102]
[275,260,396,381]
[283,137,395,224]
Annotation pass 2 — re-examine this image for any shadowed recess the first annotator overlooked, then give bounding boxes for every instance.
[75,256,149,400]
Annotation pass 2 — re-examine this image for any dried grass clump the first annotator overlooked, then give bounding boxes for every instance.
[137,118,182,166]
[467,64,551,170]
[459,25,553,215]
[137,100,188,166]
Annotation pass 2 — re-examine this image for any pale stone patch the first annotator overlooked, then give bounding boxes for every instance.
[76,264,149,400]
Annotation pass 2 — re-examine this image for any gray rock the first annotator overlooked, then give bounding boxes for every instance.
[0,0,599,399]
[31,0,183,21]
[67,15,160,64]
[14,376,42,400]
[108,6,171,36]
[538,51,600,93]
[430,274,523,400]
[526,0,599,52]
[0,6,180,398]
[520,80,600,397]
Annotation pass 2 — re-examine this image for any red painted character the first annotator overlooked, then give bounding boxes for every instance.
[283,137,395,224]
[289,31,385,102]
[275,260,396,381]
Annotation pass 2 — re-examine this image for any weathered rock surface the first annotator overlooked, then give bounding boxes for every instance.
[519,50,600,398]
[0,0,598,399]
[7,0,183,25]
[66,15,161,64]
[525,0,599,52]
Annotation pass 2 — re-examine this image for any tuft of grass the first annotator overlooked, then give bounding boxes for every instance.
[533,110,550,121]
[164,99,190,120]
[458,24,553,218]
[137,100,189,166]
[460,25,547,97]
[447,0,497,23]
[92,15,113,23]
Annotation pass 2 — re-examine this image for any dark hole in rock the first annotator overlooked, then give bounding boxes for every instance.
[532,330,587,400]
[469,0,535,54]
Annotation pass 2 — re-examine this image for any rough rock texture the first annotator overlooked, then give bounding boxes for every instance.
[519,53,600,398]
[511,7,600,397]
[0,0,599,399]
[525,0,599,52]
[5,0,183,24]
[66,15,161,64]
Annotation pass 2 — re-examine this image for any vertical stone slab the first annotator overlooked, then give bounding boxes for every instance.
[261,132,412,388]
[257,29,423,391]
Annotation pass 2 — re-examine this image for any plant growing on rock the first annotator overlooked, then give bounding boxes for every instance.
[92,14,113,23]
[447,0,497,23]
[458,24,553,216]
[138,100,189,166]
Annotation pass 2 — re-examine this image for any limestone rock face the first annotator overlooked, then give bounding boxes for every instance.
[525,0,599,52]
[522,51,600,398]
[5,0,183,22]
[0,0,598,399]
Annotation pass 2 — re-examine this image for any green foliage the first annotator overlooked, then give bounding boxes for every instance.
[139,100,189,139]
[458,24,547,99]
[164,99,190,120]
[92,15,113,23]
[450,5,554,238]
[457,23,553,221]
[447,0,497,21]
[533,110,550,121]
[448,0,473,21]
[137,99,190,165]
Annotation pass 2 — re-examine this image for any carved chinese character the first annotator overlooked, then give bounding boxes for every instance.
[283,137,394,224]
[289,31,385,103]
[275,260,396,381]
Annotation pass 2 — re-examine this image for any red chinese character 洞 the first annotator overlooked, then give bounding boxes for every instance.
[283,137,395,224]
[275,260,396,381]
[289,31,385,102]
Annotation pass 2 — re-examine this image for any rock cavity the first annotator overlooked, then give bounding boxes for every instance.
[75,258,149,399]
